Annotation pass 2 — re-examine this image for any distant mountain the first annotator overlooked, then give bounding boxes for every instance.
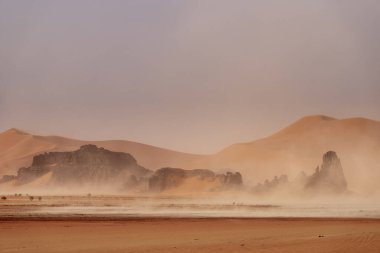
[1,115,380,193]
[0,128,204,176]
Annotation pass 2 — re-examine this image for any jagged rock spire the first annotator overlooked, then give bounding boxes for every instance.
[306,151,347,193]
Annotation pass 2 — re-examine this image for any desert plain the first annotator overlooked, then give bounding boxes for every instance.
[1,217,380,253]
[0,194,380,253]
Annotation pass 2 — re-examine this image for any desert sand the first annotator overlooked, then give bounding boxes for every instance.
[1,194,380,252]
[1,218,380,253]
[1,116,380,252]
[2,116,380,193]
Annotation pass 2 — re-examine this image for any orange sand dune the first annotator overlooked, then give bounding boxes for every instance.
[1,115,380,193]
[209,115,380,192]
[0,128,204,175]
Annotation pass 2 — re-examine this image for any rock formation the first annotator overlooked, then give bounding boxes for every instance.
[253,151,348,194]
[0,175,16,184]
[0,144,151,189]
[149,167,242,192]
[305,151,347,193]
[0,145,244,193]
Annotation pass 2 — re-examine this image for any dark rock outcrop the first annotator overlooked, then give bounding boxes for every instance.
[252,151,348,195]
[0,175,16,184]
[223,171,243,185]
[149,167,242,192]
[0,145,244,193]
[1,144,151,189]
[305,151,347,193]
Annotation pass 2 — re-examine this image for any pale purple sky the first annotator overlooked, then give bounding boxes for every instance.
[1,0,379,153]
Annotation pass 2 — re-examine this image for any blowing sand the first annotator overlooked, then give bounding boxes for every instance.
[1,218,380,253]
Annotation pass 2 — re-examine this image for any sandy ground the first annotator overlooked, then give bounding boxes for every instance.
[1,218,380,253]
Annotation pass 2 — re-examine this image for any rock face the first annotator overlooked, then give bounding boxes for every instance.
[253,151,348,194]
[0,175,16,184]
[149,167,242,192]
[306,151,348,193]
[2,145,151,189]
[0,145,244,193]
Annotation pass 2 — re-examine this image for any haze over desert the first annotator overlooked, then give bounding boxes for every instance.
[1,0,380,252]
[1,116,380,252]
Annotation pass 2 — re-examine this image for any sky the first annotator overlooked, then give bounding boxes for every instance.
[0,0,379,154]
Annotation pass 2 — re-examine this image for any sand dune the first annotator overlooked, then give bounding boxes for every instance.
[1,115,380,193]
[209,115,380,192]
[0,128,204,176]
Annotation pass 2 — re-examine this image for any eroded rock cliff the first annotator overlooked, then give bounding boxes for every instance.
[1,145,151,189]
[253,151,348,194]
[0,145,244,193]
[305,151,347,193]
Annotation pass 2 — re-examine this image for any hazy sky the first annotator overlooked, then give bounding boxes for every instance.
[1,0,379,153]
